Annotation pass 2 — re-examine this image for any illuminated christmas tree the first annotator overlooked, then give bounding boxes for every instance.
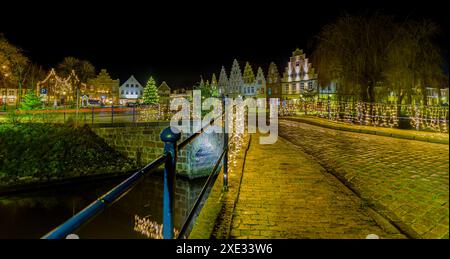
[210,73,219,97]
[20,90,42,110]
[142,76,159,104]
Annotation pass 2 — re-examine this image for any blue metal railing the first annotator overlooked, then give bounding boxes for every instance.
[42,98,229,239]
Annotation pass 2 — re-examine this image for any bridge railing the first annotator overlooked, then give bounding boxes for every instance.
[42,99,230,239]
[9,104,174,125]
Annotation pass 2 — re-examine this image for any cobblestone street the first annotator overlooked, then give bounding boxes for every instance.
[278,119,449,238]
[230,133,405,239]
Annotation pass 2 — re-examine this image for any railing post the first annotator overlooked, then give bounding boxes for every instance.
[222,95,229,191]
[111,104,114,124]
[160,127,181,239]
[327,97,331,120]
[132,105,136,123]
[415,104,420,131]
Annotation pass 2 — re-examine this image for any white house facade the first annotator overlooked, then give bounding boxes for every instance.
[119,75,143,104]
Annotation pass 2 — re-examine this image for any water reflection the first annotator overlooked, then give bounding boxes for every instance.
[0,170,205,239]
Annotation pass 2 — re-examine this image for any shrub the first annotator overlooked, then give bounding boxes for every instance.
[5,110,21,124]
[0,124,135,182]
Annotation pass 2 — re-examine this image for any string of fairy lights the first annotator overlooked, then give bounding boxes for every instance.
[279,100,449,133]
[133,101,249,240]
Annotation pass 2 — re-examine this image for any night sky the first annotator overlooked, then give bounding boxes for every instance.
[1,0,448,88]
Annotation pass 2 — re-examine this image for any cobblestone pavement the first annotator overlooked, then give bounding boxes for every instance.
[230,133,405,239]
[279,119,449,239]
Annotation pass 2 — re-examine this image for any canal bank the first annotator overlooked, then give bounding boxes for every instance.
[0,169,207,239]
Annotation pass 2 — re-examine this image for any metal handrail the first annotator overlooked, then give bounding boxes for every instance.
[42,154,168,239]
[42,99,230,239]
[178,113,224,149]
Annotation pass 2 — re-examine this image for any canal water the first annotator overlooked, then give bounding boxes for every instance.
[0,170,206,239]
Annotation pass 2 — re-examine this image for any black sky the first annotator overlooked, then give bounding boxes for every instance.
[0,0,448,88]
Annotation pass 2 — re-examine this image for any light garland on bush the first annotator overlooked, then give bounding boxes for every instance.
[278,100,448,133]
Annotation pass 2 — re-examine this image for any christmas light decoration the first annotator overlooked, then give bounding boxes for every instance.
[142,76,160,105]
[278,100,448,133]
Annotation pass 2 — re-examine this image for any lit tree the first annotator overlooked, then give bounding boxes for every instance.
[25,63,46,90]
[142,76,159,104]
[210,73,219,97]
[0,34,29,107]
[383,20,444,106]
[57,57,96,82]
[313,13,395,102]
[194,76,214,99]
[20,90,42,110]
[313,13,445,105]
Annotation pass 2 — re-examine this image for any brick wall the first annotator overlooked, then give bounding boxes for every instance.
[91,122,223,179]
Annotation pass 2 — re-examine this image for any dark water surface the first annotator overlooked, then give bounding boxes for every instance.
[0,171,205,239]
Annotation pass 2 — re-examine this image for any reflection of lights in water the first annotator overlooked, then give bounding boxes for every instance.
[134,215,180,239]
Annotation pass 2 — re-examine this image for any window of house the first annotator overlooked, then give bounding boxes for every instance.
[126,84,129,87]
[126,91,129,94]
[121,90,124,94]
[251,87,254,93]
